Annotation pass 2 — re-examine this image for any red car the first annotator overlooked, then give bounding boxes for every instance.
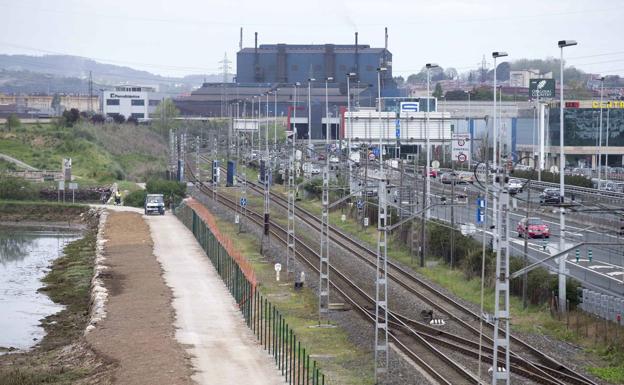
[423,169,438,178]
[517,217,550,238]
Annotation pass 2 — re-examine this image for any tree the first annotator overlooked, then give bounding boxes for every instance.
[152,98,180,135]
[444,90,469,101]
[90,114,105,124]
[444,67,458,80]
[496,62,511,81]
[61,108,81,127]
[433,83,443,99]
[5,114,20,131]
[51,93,61,115]
[393,76,405,87]
[112,114,126,124]
[126,116,139,125]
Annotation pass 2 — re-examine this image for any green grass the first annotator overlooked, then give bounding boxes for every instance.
[212,215,374,385]
[0,122,167,182]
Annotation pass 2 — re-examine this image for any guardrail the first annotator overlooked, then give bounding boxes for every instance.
[177,202,326,385]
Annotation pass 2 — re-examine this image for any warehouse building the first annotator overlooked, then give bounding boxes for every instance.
[103,85,162,120]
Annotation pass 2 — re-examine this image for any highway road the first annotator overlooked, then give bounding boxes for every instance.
[387,175,624,298]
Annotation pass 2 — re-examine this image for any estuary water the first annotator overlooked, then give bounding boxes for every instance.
[0,228,80,351]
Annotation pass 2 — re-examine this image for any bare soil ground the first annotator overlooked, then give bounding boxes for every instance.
[86,211,194,385]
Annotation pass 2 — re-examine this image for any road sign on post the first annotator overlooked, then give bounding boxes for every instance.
[452,133,471,164]
[529,79,555,99]
[69,182,78,203]
[240,197,247,207]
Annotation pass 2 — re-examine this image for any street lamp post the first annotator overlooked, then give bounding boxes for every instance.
[377,68,386,170]
[492,51,508,253]
[308,78,315,154]
[325,77,333,145]
[558,39,577,313]
[598,76,605,183]
[346,73,356,192]
[274,88,278,150]
[425,63,438,219]
[466,90,472,169]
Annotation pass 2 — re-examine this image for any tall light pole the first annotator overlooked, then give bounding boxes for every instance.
[425,63,438,219]
[325,77,333,144]
[598,76,605,182]
[558,39,577,313]
[346,72,356,188]
[465,90,472,169]
[492,52,508,253]
[308,78,315,154]
[377,67,387,170]
[492,51,508,168]
[274,88,278,150]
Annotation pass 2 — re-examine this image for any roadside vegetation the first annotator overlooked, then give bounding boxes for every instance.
[124,179,186,207]
[0,206,110,384]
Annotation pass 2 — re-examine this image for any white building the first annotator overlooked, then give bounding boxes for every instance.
[103,85,162,120]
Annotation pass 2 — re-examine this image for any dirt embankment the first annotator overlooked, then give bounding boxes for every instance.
[85,211,194,385]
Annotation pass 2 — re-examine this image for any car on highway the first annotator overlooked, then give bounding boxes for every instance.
[539,188,561,204]
[310,165,321,175]
[423,169,438,178]
[440,172,455,184]
[329,156,339,164]
[517,217,550,238]
[144,194,165,215]
[508,179,523,194]
[458,172,475,184]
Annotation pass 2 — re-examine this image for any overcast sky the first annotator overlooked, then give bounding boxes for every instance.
[1,0,623,79]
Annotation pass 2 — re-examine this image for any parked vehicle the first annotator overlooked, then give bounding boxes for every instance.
[517,217,550,238]
[508,179,524,194]
[539,188,561,204]
[144,194,165,215]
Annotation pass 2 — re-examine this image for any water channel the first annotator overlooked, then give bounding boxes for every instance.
[0,227,81,351]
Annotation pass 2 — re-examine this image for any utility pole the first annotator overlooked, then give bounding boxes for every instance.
[450,171,455,268]
[522,175,531,309]
[374,177,389,382]
[88,71,93,113]
[288,83,300,276]
[319,80,330,321]
[196,136,200,185]
[491,160,511,384]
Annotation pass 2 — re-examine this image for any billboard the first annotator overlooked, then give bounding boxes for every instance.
[529,79,555,99]
[451,133,471,164]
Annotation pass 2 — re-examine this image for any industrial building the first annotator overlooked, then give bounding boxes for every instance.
[174,34,401,140]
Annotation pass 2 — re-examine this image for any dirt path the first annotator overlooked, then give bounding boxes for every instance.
[86,211,194,385]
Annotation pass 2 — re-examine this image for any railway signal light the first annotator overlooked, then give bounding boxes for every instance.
[588,248,593,263]
[575,248,580,263]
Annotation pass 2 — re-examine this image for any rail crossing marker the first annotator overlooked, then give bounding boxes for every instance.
[240,197,247,207]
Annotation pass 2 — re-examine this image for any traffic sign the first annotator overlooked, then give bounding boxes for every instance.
[356,200,364,209]
[452,133,471,164]
[240,197,247,207]
[431,160,440,169]
[395,128,400,138]
[274,263,282,272]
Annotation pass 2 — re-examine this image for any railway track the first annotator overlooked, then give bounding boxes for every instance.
[187,167,481,384]
[191,157,597,384]
[234,168,597,385]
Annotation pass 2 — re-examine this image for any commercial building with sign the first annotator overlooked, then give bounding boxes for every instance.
[103,86,162,120]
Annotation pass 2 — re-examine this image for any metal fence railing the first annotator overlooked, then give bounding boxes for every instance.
[177,202,325,385]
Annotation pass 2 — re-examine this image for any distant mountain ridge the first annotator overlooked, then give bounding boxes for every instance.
[0,54,230,94]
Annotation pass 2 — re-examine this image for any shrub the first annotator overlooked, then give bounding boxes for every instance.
[126,116,139,125]
[5,114,20,131]
[146,179,186,205]
[112,114,125,124]
[0,173,39,200]
[124,190,147,207]
[90,114,105,124]
[511,170,592,188]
